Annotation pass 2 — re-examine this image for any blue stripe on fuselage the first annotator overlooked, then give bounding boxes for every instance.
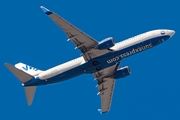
[24,35,170,86]
[24,63,87,86]
[96,35,170,65]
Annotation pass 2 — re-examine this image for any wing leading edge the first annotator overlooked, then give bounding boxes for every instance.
[40,6,110,61]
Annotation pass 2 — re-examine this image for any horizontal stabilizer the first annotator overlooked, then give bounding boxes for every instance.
[25,86,36,106]
[5,63,33,83]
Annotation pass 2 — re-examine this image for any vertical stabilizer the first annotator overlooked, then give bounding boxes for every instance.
[15,62,43,77]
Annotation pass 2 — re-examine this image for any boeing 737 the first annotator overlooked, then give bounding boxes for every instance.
[5,6,175,114]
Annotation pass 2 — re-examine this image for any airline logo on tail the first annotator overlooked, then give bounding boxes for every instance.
[22,65,38,71]
[15,62,43,76]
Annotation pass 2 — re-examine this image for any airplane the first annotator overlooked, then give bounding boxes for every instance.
[5,6,175,114]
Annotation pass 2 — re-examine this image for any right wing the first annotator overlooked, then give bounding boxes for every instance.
[93,62,120,114]
[40,6,110,61]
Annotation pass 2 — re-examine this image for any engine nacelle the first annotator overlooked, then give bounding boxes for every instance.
[98,37,115,50]
[113,66,131,79]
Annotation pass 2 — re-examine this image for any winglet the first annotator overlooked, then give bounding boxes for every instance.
[98,109,102,114]
[40,6,49,12]
[98,109,107,114]
[40,6,53,15]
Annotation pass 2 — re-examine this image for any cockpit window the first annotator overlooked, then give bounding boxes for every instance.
[161,31,165,35]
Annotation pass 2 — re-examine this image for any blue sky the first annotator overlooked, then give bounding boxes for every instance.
[1,0,180,119]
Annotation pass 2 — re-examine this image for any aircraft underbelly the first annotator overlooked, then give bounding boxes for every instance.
[28,35,171,86]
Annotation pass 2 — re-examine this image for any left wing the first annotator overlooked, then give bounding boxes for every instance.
[93,62,120,114]
[40,6,109,61]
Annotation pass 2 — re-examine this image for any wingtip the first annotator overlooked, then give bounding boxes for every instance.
[4,63,11,67]
[40,6,49,12]
[98,109,102,114]
[40,6,53,15]
[98,109,108,114]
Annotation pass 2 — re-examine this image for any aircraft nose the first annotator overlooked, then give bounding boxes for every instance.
[168,30,175,37]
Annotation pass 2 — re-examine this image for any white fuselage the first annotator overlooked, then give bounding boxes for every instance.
[38,29,174,80]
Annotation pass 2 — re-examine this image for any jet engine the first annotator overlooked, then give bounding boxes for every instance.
[113,66,131,79]
[98,37,115,50]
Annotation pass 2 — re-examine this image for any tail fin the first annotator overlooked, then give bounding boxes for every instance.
[15,62,43,77]
[5,63,38,106]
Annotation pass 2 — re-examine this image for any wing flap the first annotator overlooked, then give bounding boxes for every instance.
[98,77,116,113]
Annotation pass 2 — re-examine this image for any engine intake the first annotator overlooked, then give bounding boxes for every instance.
[113,66,131,79]
[98,37,115,50]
